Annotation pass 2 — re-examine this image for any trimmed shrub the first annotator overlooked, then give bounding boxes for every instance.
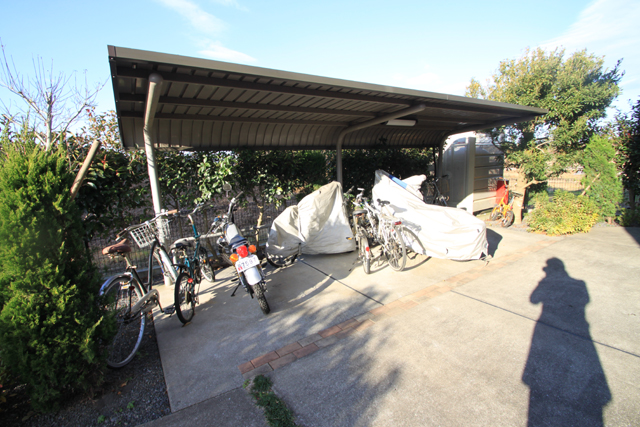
[527,190,600,236]
[0,137,108,411]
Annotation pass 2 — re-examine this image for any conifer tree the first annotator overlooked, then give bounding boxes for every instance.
[581,135,623,222]
[0,131,107,411]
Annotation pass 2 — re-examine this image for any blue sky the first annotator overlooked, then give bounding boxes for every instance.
[1,0,639,120]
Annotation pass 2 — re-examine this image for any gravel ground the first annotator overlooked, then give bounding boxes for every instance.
[0,315,170,427]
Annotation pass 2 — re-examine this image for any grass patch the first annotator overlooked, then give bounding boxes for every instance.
[246,375,297,427]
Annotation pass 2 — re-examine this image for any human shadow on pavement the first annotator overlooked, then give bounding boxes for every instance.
[522,257,610,426]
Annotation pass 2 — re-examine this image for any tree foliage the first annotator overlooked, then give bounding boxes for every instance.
[73,110,150,238]
[0,132,108,411]
[613,99,640,207]
[580,134,622,219]
[198,149,327,226]
[466,47,623,222]
[156,150,205,211]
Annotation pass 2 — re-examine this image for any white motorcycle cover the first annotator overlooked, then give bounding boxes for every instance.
[372,170,488,260]
[267,182,356,257]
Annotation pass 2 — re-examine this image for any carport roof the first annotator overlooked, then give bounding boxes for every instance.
[108,46,546,152]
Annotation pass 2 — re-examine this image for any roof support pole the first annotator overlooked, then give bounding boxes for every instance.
[143,73,164,215]
[335,104,427,185]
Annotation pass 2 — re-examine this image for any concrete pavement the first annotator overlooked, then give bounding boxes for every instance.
[142,225,640,426]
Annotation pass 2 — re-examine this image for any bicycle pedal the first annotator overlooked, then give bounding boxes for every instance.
[163,306,176,315]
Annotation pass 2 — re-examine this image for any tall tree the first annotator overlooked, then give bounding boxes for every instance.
[466,48,622,222]
[0,42,103,151]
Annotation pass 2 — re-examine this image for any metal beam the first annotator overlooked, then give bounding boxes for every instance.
[143,73,164,215]
[118,93,378,118]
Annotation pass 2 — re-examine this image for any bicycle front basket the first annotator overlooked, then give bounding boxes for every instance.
[129,217,170,249]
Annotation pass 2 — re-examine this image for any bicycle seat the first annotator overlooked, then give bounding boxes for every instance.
[377,199,390,207]
[102,240,132,255]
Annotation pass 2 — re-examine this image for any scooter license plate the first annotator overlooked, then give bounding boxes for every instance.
[235,255,260,273]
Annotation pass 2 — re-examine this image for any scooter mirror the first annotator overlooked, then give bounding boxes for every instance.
[223,183,232,198]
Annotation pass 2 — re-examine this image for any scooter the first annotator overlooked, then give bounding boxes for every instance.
[213,184,270,314]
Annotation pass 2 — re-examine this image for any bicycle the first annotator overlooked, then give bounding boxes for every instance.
[356,193,407,272]
[490,180,521,228]
[351,188,373,274]
[424,175,449,206]
[99,211,180,368]
[169,204,216,324]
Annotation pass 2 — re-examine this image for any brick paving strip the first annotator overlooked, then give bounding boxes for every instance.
[239,238,559,379]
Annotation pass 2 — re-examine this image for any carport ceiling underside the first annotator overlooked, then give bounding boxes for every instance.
[108,46,546,152]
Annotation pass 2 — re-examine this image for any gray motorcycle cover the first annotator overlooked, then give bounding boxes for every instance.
[267,182,356,257]
[372,170,488,260]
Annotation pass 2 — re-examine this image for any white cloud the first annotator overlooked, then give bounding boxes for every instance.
[209,0,249,11]
[155,0,227,35]
[540,0,640,110]
[541,0,640,51]
[198,42,256,63]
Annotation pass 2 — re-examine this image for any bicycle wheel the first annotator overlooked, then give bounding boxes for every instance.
[386,224,407,271]
[490,205,502,221]
[358,234,371,274]
[252,282,270,314]
[175,272,195,324]
[501,210,515,228]
[101,275,146,368]
[198,247,215,282]
[401,228,424,255]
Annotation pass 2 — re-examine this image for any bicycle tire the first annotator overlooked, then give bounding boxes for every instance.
[102,275,146,368]
[501,210,515,228]
[386,224,407,271]
[490,205,502,221]
[401,228,425,255]
[175,272,195,324]
[253,283,270,314]
[198,247,215,282]
[359,234,371,274]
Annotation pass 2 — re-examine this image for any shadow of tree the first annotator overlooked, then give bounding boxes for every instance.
[523,257,611,426]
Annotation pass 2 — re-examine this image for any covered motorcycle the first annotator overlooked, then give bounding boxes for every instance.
[266,181,355,261]
[372,170,488,261]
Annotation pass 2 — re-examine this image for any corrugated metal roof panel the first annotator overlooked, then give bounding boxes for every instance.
[108,46,546,152]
